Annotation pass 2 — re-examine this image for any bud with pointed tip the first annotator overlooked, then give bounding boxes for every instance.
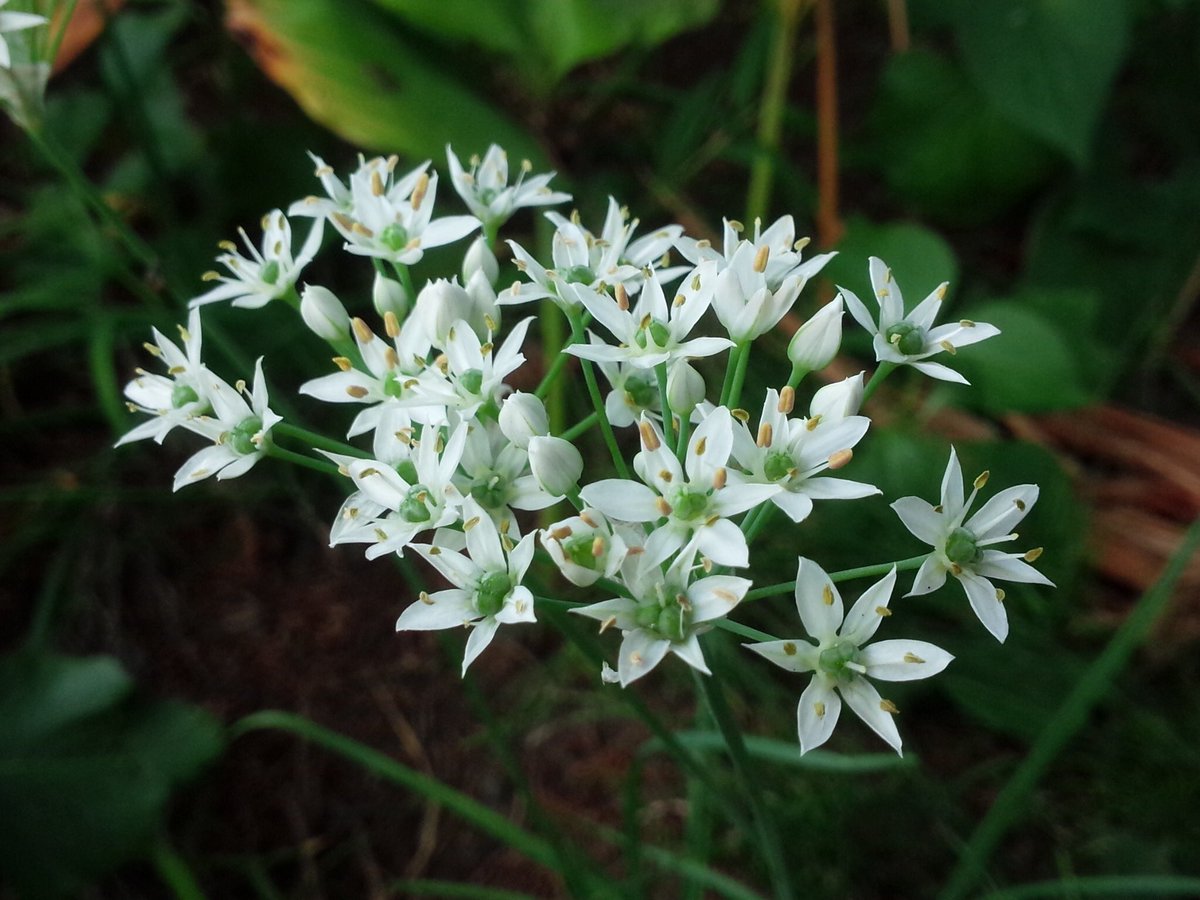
[498,392,549,448]
[372,271,410,319]
[666,361,705,418]
[300,284,350,341]
[528,436,583,497]
[788,297,843,373]
[412,278,477,346]
[462,236,500,287]
[810,373,864,421]
[466,268,501,334]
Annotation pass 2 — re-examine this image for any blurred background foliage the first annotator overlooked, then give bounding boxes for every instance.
[2,0,1199,897]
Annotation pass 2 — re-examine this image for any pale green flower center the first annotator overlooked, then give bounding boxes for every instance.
[380,223,409,251]
[764,450,793,482]
[171,384,200,409]
[470,472,509,510]
[563,535,599,570]
[229,416,262,455]
[818,639,861,683]
[259,260,280,286]
[671,489,709,522]
[459,369,484,396]
[634,597,692,643]
[945,526,981,565]
[564,264,595,284]
[399,485,432,523]
[633,319,671,349]
[884,322,925,355]
[623,374,658,408]
[475,572,512,617]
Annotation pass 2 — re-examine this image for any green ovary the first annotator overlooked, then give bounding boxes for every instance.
[563,536,599,570]
[672,490,709,522]
[379,223,409,252]
[171,384,200,408]
[475,572,512,617]
[944,526,981,565]
[884,322,926,356]
[229,416,263,455]
[763,450,793,482]
[817,640,860,683]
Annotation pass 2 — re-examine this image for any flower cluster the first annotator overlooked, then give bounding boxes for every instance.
[117,144,1052,755]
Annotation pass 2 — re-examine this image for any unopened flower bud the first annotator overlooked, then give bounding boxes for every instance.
[466,269,501,334]
[412,278,474,346]
[300,284,350,341]
[788,297,843,372]
[666,362,705,417]
[498,392,548,448]
[528,436,583,497]
[810,372,864,421]
[372,271,410,319]
[462,236,500,287]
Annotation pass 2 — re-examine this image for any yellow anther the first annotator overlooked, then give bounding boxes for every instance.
[333,356,353,372]
[828,449,853,470]
[875,606,892,617]
[351,223,374,238]
[419,591,434,605]
[579,511,598,528]
[880,699,899,715]
[794,236,811,251]
[383,310,400,338]
[731,408,750,422]
[599,615,617,634]
[713,467,727,490]
[753,245,770,273]
[822,584,834,606]
[939,340,957,355]
[370,170,384,197]
[463,515,480,531]
[814,701,826,718]
[411,172,430,209]
[383,347,399,369]
[615,283,630,311]
[996,588,1006,602]
[974,471,990,490]
[201,271,221,282]
[694,436,708,455]
[783,642,797,656]
[550,526,572,541]
[659,469,673,483]
[592,536,605,557]
[1024,547,1044,562]
[655,497,673,517]
[903,652,925,664]
[351,318,374,343]
[346,386,369,399]
[778,386,795,414]
[639,420,661,451]
[1015,499,1026,511]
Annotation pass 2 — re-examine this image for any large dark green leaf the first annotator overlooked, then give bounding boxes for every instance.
[0,652,224,898]
[870,51,1059,225]
[951,0,1131,166]
[224,0,543,162]
[371,0,720,84]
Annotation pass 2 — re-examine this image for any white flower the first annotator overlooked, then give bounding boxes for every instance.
[293,155,479,266]
[541,509,631,587]
[891,447,1054,642]
[0,0,44,70]
[676,216,833,292]
[745,559,952,755]
[840,257,999,384]
[580,409,778,568]
[528,436,583,497]
[809,373,864,421]
[728,388,878,523]
[711,240,832,342]
[116,309,211,447]
[190,210,323,309]
[400,497,537,674]
[446,144,570,232]
[573,552,750,686]
[437,316,532,417]
[592,337,661,427]
[372,270,410,319]
[455,418,563,525]
[565,266,732,370]
[502,198,684,309]
[172,359,280,491]
[328,420,468,559]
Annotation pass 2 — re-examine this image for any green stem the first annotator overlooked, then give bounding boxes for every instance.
[541,296,568,433]
[718,342,741,407]
[743,502,777,544]
[231,711,559,868]
[569,313,629,479]
[693,668,794,899]
[267,444,341,476]
[655,362,676,453]
[676,407,693,463]
[559,410,599,442]
[745,0,808,225]
[744,553,930,602]
[715,618,778,643]
[727,341,752,410]
[861,361,896,404]
[939,518,1200,900]
[786,364,808,391]
[272,422,369,459]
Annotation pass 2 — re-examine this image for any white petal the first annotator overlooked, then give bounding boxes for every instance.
[462,617,501,674]
[940,447,964,515]
[694,518,749,568]
[688,574,751,622]
[957,570,1009,642]
[396,589,475,630]
[891,496,946,546]
[744,639,819,673]
[840,568,897,646]
[618,630,671,686]
[794,557,843,641]
[911,360,970,384]
[861,639,953,682]
[797,676,841,755]
[840,677,902,754]
[579,479,660,522]
[964,484,1039,540]
[771,490,814,523]
[907,555,947,596]
[670,634,711,675]
[974,552,1055,586]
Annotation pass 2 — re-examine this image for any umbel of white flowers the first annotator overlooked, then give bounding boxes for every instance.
[115,144,1049,756]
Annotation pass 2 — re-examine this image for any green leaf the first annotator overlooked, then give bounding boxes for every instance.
[870,51,1059,225]
[951,0,1131,166]
[824,216,959,303]
[0,652,224,898]
[949,297,1099,412]
[371,0,720,84]
[225,0,543,162]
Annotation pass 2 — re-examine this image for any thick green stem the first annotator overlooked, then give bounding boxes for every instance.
[655,362,676,453]
[727,341,752,410]
[267,444,341,476]
[861,361,897,404]
[272,422,369,459]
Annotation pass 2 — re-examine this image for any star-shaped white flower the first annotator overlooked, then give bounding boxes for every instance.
[401,497,537,674]
[746,558,952,755]
[190,210,323,309]
[116,308,211,447]
[446,144,570,232]
[580,408,778,568]
[840,257,999,384]
[172,359,281,491]
[572,552,750,686]
[891,447,1054,642]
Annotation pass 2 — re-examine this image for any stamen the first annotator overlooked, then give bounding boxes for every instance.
[778,386,795,414]
[974,471,990,490]
[827,449,853,469]
[880,699,899,715]
[1024,547,1044,562]
[756,423,773,448]
[822,585,834,606]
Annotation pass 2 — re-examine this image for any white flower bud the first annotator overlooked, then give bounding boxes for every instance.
[810,372,864,421]
[466,268,501,334]
[412,278,474,347]
[299,284,350,341]
[462,236,500,287]
[666,361,705,417]
[541,510,628,587]
[528,435,583,497]
[788,297,843,372]
[372,271,410,319]
[498,392,548,448]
